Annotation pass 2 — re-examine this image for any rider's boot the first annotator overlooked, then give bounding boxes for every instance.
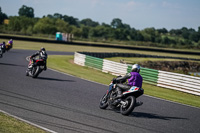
[44,65,47,71]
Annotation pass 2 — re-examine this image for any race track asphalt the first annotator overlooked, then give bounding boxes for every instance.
[0,49,200,133]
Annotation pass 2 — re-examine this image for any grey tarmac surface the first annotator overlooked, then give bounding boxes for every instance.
[0,49,200,133]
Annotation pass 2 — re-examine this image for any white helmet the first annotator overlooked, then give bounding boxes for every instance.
[132,64,140,72]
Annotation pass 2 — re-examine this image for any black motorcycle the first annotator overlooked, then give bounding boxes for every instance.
[1,44,6,53]
[99,77,144,116]
[0,47,3,58]
[26,57,46,78]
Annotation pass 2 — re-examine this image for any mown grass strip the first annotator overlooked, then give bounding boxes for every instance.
[0,112,48,133]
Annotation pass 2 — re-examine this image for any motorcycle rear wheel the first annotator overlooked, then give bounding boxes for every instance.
[99,93,109,109]
[120,96,136,116]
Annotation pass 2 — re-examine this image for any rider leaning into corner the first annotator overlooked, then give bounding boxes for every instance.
[113,64,143,106]
[7,39,13,48]
[27,47,48,72]
[0,42,6,53]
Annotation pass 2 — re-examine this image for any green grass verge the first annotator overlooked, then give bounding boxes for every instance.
[0,112,47,133]
[48,55,200,108]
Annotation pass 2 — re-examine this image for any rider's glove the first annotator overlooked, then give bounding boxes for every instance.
[112,78,117,84]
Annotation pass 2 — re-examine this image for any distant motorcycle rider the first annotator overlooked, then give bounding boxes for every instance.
[7,39,13,49]
[0,42,6,53]
[113,64,143,105]
[28,47,48,71]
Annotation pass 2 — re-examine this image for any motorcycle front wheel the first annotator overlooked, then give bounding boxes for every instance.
[99,93,109,109]
[32,66,40,78]
[120,96,136,116]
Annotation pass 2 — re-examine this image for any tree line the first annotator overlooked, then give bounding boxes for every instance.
[0,5,200,49]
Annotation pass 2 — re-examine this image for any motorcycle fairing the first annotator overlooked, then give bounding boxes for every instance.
[123,86,140,95]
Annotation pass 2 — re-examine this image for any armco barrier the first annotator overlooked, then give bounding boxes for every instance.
[74,52,200,96]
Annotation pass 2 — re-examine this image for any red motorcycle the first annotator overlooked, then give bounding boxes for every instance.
[26,57,46,78]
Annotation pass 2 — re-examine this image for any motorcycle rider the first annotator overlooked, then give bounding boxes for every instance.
[113,64,143,106]
[28,47,48,72]
[0,44,3,58]
[7,39,13,49]
[0,42,6,53]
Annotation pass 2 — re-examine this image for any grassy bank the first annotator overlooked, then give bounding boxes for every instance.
[47,55,200,108]
[0,112,47,133]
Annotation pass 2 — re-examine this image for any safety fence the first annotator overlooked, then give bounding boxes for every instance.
[74,52,200,96]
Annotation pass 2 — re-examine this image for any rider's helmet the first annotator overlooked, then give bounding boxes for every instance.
[40,47,47,59]
[3,42,5,44]
[40,47,46,52]
[132,64,140,73]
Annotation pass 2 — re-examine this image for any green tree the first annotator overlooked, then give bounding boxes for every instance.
[53,13,62,19]
[33,17,56,34]
[189,32,199,42]
[111,18,123,28]
[55,19,71,33]
[157,28,168,34]
[18,5,34,18]
[89,25,110,39]
[8,16,37,34]
[102,22,111,28]
[135,31,144,41]
[162,36,170,44]
[169,29,182,35]
[81,25,90,38]
[123,23,131,30]
[46,14,54,18]
[142,28,156,42]
[80,18,99,27]
[198,27,200,33]
[8,16,21,31]
[129,28,137,40]
[71,26,82,37]
[63,15,79,27]
[181,27,189,39]
[0,7,8,24]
